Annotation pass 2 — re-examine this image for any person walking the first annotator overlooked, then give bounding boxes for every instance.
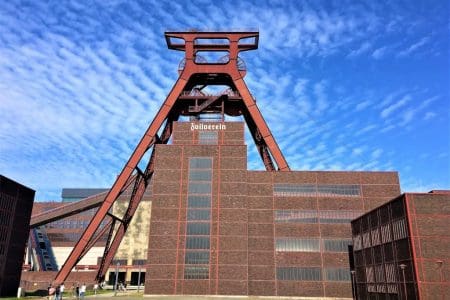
[54,285,60,300]
[79,283,86,300]
[75,285,80,300]
[60,284,64,300]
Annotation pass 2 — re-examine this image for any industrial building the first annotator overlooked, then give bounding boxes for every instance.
[0,175,35,297]
[19,30,412,299]
[144,121,400,297]
[350,191,450,299]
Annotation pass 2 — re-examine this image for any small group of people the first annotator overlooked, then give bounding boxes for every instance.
[73,283,87,299]
[47,283,86,300]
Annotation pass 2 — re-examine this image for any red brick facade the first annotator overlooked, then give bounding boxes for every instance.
[145,121,400,297]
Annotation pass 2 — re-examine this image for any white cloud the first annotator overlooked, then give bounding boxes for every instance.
[380,95,411,118]
[398,37,430,57]
[423,112,437,121]
[372,46,388,59]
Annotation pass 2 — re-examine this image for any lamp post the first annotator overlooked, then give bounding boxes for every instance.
[350,270,356,299]
[436,260,443,300]
[114,262,119,296]
[399,264,407,300]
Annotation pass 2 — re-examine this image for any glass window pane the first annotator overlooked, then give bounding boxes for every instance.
[188,182,211,194]
[275,210,318,223]
[185,251,210,264]
[189,157,212,169]
[276,238,320,252]
[184,266,209,279]
[198,131,218,145]
[187,223,210,235]
[188,195,211,208]
[186,237,210,249]
[276,267,322,281]
[189,170,212,181]
[187,209,211,220]
[274,184,316,196]
[325,268,351,281]
[323,239,352,252]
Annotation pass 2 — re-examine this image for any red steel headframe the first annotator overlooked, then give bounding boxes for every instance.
[52,30,289,286]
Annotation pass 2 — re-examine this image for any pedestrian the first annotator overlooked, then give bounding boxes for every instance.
[75,285,80,300]
[79,283,86,300]
[54,285,60,300]
[93,283,98,295]
[60,284,65,300]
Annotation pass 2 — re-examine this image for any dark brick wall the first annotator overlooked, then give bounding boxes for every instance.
[0,176,35,297]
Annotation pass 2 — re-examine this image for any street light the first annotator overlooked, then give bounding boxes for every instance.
[436,260,444,300]
[350,270,356,299]
[399,264,407,300]
[114,262,120,296]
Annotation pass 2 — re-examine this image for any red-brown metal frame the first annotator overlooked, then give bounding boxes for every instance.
[52,31,289,286]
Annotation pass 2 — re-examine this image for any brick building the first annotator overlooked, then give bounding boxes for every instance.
[0,175,35,297]
[350,191,450,299]
[144,121,400,298]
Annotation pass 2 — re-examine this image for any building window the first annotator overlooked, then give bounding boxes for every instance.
[276,267,322,281]
[187,223,210,235]
[325,268,351,281]
[189,157,212,169]
[275,210,318,223]
[187,210,210,221]
[185,252,210,264]
[323,239,352,252]
[276,238,320,252]
[274,210,362,224]
[392,218,407,240]
[274,184,360,197]
[380,223,392,243]
[198,131,218,145]
[184,266,209,279]
[184,157,212,280]
[319,210,363,223]
[188,195,211,208]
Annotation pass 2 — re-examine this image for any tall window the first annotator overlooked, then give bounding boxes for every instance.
[184,157,212,280]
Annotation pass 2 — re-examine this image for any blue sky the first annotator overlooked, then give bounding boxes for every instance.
[0,0,449,201]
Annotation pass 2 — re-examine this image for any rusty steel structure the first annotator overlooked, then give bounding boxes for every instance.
[51,30,290,286]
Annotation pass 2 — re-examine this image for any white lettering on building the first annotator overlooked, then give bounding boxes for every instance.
[190,123,227,131]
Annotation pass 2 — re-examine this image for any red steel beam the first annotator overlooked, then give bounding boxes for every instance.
[52,78,188,286]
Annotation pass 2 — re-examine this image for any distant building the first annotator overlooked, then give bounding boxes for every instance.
[0,175,35,297]
[61,188,108,202]
[28,187,151,286]
[350,191,450,299]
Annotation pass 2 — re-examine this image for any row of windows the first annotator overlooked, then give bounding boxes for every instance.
[275,238,352,253]
[353,219,408,251]
[275,210,363,224]
[274,184,360,197]
[276,267,350,281]
[185,158,212,280]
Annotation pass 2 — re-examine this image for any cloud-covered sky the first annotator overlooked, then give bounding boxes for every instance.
[1,0,449,200]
